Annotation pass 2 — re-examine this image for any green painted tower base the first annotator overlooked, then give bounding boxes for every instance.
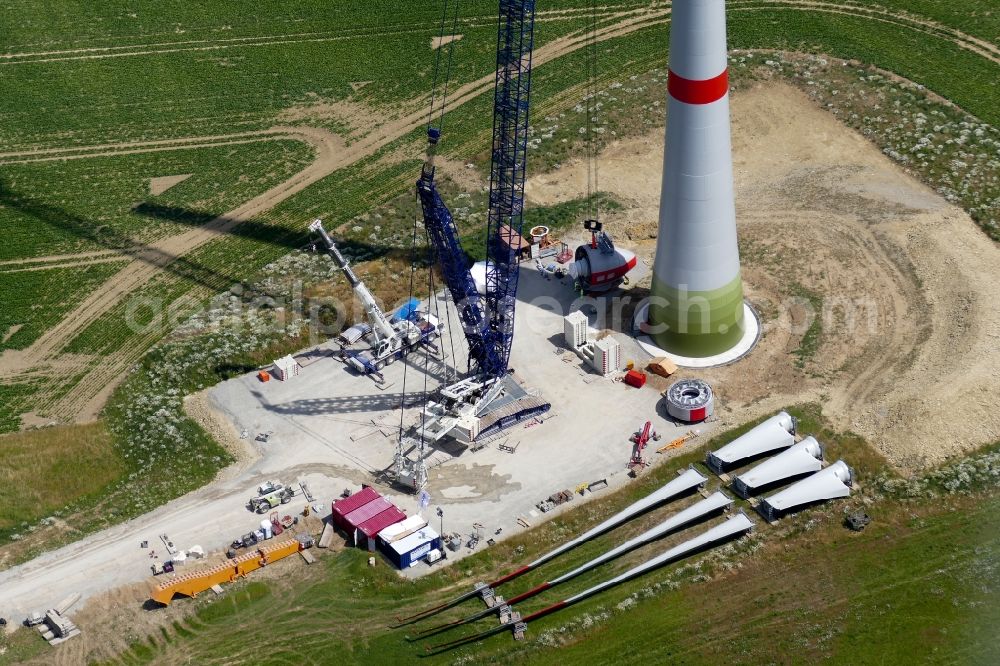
[647,274,746,357]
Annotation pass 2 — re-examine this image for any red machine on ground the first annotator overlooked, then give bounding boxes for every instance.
[628,421,659,476]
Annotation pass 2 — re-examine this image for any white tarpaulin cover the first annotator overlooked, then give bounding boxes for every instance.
[273,355,301,380]
[378,514,429,543]
[733,436,823,497]
[389,526,440,557]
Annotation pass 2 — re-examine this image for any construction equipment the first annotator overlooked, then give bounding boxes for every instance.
[628,421,654,476]
[309,219,442,379]
[411,0,548,447]
[150,538,304,606]
[247,487,293,513]
[568,219,637,294]
[467,523,485,550]
[588,478,608,492]
[556,242,572,264]
[270,511,284,536]
[657,430,694,454]
[257,480,283,496]
[844,510,872,532]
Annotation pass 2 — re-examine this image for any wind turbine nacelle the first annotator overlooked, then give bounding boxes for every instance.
[569,244,637,293]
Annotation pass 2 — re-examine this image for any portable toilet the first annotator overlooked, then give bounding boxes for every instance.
[260,519,273,540]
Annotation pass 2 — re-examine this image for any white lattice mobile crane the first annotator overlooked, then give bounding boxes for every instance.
[309,219,442,379]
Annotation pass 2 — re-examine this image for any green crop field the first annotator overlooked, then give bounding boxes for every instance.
[0,141,314,260]
[0,263,127,351]
[0,0,997,660]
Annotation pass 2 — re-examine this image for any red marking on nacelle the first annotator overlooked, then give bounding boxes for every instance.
[589,254,637,285]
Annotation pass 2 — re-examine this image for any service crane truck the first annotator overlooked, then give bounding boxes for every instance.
[309,219,442,379]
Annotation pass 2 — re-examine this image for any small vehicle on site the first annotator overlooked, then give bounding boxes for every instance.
[256,480,284,496]
[247,487,294,513]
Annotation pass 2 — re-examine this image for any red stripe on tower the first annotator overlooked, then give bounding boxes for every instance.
[667,69,729,105]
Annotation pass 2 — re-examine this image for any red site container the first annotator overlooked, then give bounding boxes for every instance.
[623,370,647,388]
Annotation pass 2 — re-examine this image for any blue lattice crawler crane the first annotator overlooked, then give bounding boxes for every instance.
[415,0,549,443]
[309,219,442,381]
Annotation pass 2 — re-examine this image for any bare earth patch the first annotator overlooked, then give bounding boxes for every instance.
[526,81,1000,469]
[148,173,192,195]
[431,33,463,50]
[277,95,393,138]
[1,324,22,344]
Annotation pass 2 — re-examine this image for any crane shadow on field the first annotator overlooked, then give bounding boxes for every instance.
[0,179,404,297]
[0,177,241,291]
[133,201,423,273]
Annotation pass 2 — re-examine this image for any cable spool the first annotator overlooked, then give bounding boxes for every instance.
[665,379,714,422]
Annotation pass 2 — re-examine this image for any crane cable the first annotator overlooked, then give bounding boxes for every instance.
[585,0,600,223]
[417,227,437,450]
[397,205,424,441]
[399,0,463,442]
[427,0,462,135]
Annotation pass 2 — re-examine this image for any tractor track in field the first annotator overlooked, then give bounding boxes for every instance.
[4,0,997,426]
[0,256,130,273]
[0,2,994,68]
[0,5,645,66]
[0,126,345,414]
[0,248,136,267]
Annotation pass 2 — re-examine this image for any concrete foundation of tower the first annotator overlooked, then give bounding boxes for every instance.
[633,301,760,369]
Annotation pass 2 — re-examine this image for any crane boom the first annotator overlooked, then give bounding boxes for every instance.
[406,0,545,446]
[309,219,395,342]
[417,140,498,374]
[417,0,536,380]
[483,0,536,375]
